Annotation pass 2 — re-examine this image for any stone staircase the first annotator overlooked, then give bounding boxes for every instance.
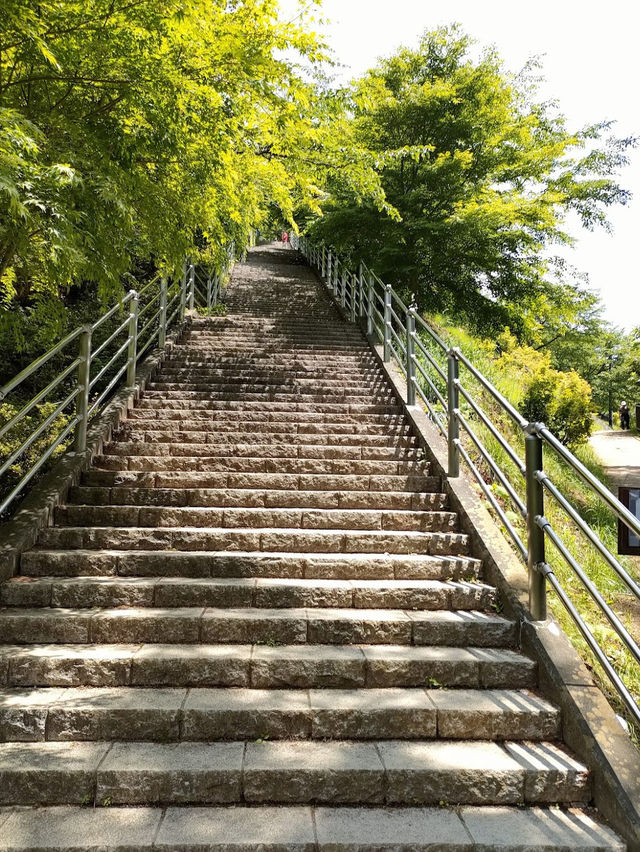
[0,245,624,849]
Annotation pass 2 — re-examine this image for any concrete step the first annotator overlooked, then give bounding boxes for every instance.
[1,577,495,611]
[0,738,590,806]
[154,369,389,384]
[125,408,407,425]
[54,506,458,533]
[0,607,514,647]
[119,419,412,436]
[69,486,447,510]
[101,442,421,461]
[0,643,535,689]
[135,399,401,414]
[93,456,426,475]
[0,804,624,850]
[80,471,440,492]
[35,526,470,556]
[21,549,481,581]
[0,686,559,742]
[140,391,397,405]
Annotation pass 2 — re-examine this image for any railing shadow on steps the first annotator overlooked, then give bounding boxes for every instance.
[0,233,253,520]
[295,233,640,732]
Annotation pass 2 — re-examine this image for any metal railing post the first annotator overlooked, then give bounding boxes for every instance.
[188,263,195,311]
[206,273,212,311]
[525,427,547,620]
[158,276,168,348]
[333,262,339,299]
[406,308,416,405]
[341,270,347,310]
[327,250,332,284]
[359,263,365,319]
[74,326,92,452]
[180,261,187,321]
[447,349,460,477]
[348,274,355,322]
[383,285,392,361]
[321,245,326,278]
[126,291,139,389]
[367,273,374,336]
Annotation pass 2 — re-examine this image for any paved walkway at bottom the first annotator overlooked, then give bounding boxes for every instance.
[589,428,640,491]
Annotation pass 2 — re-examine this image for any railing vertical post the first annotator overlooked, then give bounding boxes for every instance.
[525,427,547,621]
[180,261,187,322]
[358,263,365,319]
[447,349,460,477]
[383,285,392,361]
[350,274,356,322]
[188,263,195,311]
[321,245,326,278]
[406,308,416,405]
[327,250,332,285]
[158,276,168,349]
[126,291,139,389]
[367,273,374,336]
[333,261,339,299]
[206,273,212,311]
[341,270,347,310]
[74,326,92,452]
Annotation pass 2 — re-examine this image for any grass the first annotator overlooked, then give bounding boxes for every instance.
[413,316,640,743]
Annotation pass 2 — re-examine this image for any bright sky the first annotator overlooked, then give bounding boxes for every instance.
[280,0,640,331]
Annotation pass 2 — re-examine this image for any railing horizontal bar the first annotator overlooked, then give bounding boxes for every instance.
[390,288,409,314]
[455,349,528,429]
[538,472,640,600]
[0,358,81,442]
[89,338,130,391]
[0,414,80,517]
[538,425,640,540]
[413,359,447,410]
[0,327,83,400]
[166,304,181,329]
[543,565,640,728]
[413,336,447,382]
[136,274,162,299]
[87,359,130,417]
[388,303,405,329]
[457,411,527,517]
[0,385,81,480]
[457,440,527,557]
[539,519,640,665]
[136,329,159,362]
[388,323,407,357]
[456,381,526,475]
[91,292,134,332]
[138,307,162,339]
[91,316,130,362]
[414,312,448,352]
[414,382,447,436]
[138,292,161,320]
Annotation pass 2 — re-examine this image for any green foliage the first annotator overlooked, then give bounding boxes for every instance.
[520,367,593,446]
[196,303,227,317]
[307,26,635,338]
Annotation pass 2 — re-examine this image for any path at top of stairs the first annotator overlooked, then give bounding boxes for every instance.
[0,244,624,851]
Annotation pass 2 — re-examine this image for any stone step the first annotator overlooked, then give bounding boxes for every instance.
[154,368,388,384]
[0,643,534,689]
[36,526,469,556]
[125,409,407,425]
[80,471,440,493]
[114,430,414,448]
[1,577,494,611]
[0,804,624,851]
[135,399,401,414]
[0,686,559,743]
[147,381,396,396]
[94,456,426,475]
[101,442,421,461]
[69,486,446,510]
[140,390,397,404]
[21,549,480,581]
[0,738,590,806]
[54,506,458,533]
[0,607,514,647]
[119,421,413,436]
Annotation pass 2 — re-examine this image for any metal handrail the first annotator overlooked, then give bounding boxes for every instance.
[300,234,640,729]
[0,230,253,518]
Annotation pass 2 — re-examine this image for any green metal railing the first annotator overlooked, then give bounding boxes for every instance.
[0,236,249,518]
[298,234,640,729]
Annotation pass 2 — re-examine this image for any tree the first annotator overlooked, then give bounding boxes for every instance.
[307,26,635,338]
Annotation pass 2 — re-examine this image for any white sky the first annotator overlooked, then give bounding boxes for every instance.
[280,0,640,331]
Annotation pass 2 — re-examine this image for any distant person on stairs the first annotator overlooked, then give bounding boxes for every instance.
[619,401,631,429]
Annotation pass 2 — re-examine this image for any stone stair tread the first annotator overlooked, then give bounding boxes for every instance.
[0,607,515,647]
[1,576,496,611]
[0,804,625,851]
[0,738,590,806]
[0,643,536,688]
[0,686,560,743]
